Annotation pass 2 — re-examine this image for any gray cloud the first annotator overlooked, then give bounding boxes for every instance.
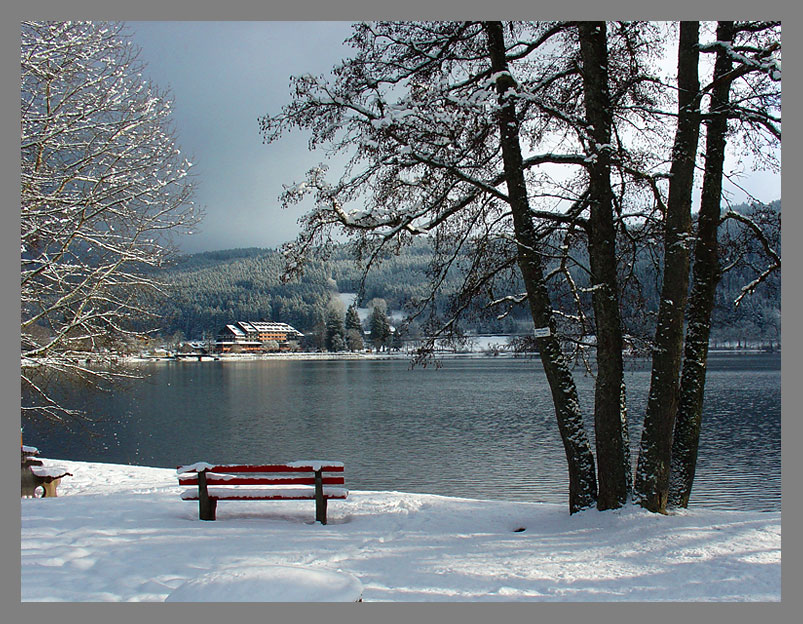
[128,21,781,255]
[128,21,354,253]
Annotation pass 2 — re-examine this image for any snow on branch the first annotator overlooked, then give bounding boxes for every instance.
[21,21,201,421]
[700,38,781,86]
[720,208,781,307]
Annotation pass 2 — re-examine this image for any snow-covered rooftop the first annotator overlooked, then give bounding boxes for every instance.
[248,321,304,336]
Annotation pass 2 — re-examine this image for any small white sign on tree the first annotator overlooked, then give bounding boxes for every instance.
[533,327,551,338]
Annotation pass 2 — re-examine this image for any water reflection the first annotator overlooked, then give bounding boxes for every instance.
[23,353,780,512]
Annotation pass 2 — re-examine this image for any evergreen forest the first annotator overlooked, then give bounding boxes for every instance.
[141,201,779,351]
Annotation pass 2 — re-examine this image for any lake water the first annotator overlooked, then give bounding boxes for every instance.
[23,353,781,512]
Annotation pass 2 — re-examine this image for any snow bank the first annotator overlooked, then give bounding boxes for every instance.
[21,460,780,602]
[165,565,363,602]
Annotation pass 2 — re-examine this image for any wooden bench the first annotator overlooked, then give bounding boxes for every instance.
[25,465,73,497]
[177,461,347,524]
[21,445,72,498]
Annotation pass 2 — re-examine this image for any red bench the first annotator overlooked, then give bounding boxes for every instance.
[177,461,347,524]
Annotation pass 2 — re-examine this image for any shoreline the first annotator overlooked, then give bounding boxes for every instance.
[126,346,780,364]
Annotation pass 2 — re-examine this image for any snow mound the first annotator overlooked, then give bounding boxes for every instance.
[165,565,363,602]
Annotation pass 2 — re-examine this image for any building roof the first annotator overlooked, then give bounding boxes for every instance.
[249,321,304,337]
[218,321,304,339]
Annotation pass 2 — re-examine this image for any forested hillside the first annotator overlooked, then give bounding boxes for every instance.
[137,239,467,341]
[145,201,780,349]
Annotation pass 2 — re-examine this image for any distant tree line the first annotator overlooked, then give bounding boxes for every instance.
[141,201,779,352]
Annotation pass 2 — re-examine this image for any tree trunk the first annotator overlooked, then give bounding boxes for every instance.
[635,21,701,513]
[485,21,597,513]
[578,21,631,510]
[669,21,735,508]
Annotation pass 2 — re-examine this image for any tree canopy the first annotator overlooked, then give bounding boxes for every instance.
[259,20,780,514]
[21,21,201,421]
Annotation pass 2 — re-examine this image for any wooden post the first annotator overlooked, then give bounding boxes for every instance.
[198,470,216,521]
[314,469,327,525]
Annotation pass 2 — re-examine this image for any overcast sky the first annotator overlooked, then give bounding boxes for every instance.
[127,21,354,254]
[126,21,781,255]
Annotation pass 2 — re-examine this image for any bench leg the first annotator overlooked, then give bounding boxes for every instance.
[198,469,216,520]
[200,498,217,521]
[42,478,60,497]
[315,497,328,525]
[314,469,328,524]
[21,466,40,497]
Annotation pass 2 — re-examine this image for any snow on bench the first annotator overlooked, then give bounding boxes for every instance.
[21,442,72,498]
[22,463,72,498]
[30,464,73,479]
[176,462,347,524]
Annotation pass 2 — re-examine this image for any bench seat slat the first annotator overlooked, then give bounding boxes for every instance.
[177,463,344,474]
[180,486,348,501]
[178,475,345,487]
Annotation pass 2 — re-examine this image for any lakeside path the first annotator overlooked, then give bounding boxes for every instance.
[21,460,780,602]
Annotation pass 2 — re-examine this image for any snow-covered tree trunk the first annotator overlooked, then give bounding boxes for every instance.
[669,22,735,508]
[485,21,597,513]
[577,22,630,510]
[635,21,701,513]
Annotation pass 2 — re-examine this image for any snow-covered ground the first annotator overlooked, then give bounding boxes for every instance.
[20,460,780,602]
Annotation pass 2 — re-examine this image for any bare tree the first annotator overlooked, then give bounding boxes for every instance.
[261,21,658,513]
[260,20,779,514]
[668,21,781,509]
[482,21,597,511]
[21,21,202,423]
[634,21,702,513]
[576,21,633,510]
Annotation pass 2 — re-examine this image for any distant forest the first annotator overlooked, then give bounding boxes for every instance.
[143,201,780,349]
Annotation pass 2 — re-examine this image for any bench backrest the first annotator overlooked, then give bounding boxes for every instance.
[177,462,345,488]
